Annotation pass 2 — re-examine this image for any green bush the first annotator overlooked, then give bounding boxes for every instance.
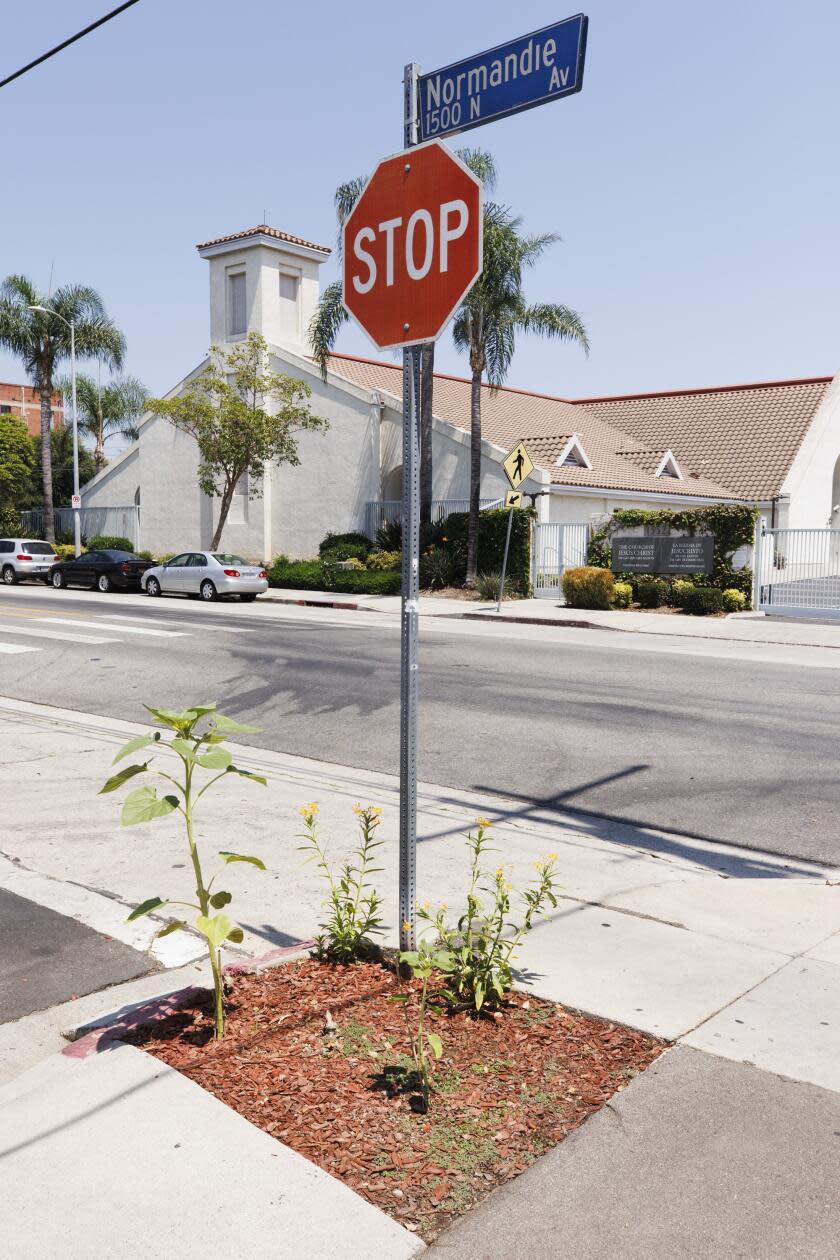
[367,549,401,571]
[318,531,372,562]
[443,508,533,593]
[670,579,694,609]
[421,545,460,590]
[722,587,747,612]
[375,518,402,551]
[0,507,23,536]
[87,534,135,552]
[54,543,79,561]
[612,581,633,608]
[476,570,504,601]
[322,567,401,595]
[682,586,725,616]
[267,558,323,589]
[332,556,366,571]
[561,566,614,610]
[636,577,669,609]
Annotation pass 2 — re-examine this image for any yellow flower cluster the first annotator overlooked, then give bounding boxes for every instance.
[298,801,319,818]
[352,803,383,818]
[475,816,492,828]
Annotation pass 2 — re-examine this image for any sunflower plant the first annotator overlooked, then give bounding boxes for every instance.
[418,819,560,1012]
[298,802,384,962]
[100,703,267,1038]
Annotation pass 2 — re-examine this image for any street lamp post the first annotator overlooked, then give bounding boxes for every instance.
[29,306,80,557]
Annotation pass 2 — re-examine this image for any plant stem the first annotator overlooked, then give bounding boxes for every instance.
[184,759,225,1038]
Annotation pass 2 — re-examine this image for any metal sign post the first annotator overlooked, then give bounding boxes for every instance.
[496,505,515,614]
[399,62,422,952]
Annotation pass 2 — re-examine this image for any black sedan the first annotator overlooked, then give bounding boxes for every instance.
[50,549,153,593]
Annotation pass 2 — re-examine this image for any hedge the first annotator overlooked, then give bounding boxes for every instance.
[443,507,533,593]
[87,534,135,552]
[588,505,758,604]
[682,586,725,616]
[561,566,613,610]
[268,557,400,596]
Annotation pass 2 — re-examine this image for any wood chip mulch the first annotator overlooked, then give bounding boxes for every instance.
[125,958,664,1242]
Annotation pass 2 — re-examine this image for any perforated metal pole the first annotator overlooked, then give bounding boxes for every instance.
[399,62,422,953]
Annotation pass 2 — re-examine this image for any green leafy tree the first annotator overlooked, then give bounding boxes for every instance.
[452,208,589,584]
[0,414,36,512]
[147,331,328,550]
[21,429,97,511]
[57,371,148,470]
[309,150,498,525]
[0,277,125,539]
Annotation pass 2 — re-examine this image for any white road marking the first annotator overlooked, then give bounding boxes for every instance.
[104,614,254,634]
[0,642,40,654]
[0,624,120,645]
[38,617,189,639]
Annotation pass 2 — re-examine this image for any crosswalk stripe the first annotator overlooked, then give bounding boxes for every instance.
[0,624,120,645]
[0,642,40,654]
[37,617,189,639]
[103,614,254,634]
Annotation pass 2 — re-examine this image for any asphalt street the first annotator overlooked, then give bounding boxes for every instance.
[1,585,839,863]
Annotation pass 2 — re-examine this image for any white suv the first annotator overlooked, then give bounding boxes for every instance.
[0,538,59,585]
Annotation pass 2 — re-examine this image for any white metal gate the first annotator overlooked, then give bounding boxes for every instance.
[756,527,840,617]
[532,522,590,598]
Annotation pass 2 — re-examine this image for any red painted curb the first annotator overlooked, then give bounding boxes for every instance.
[265,594,360,611]
[462,612,603,630]
[63,940,315,1059]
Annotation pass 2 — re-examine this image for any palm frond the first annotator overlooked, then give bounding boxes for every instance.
[308,280,349,378]
[334,176,367,254]
[518,302,590,354]
[455,147,498,190]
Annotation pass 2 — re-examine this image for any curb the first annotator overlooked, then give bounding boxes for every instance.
[63,940,315,1058]
[462,612,605,630]
[264,593,361,611]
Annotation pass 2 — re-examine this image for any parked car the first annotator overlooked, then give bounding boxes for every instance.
[51,549,153,593]
[142,551,268,601]
[0,538,59,585]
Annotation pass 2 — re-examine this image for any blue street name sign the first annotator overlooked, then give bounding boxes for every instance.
[418,14,588,142]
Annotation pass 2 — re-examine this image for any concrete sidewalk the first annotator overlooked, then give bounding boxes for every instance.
[3,696,840,1257]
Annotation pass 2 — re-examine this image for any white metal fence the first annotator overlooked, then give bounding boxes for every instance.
[532,522,590,598]
[365,497,504,538]
[20,505,140,548]
[755,527,840,617]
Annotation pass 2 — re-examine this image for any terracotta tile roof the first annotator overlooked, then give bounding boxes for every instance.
[325,354,748,500]
[196,224,330,254]
[578,378,832,500]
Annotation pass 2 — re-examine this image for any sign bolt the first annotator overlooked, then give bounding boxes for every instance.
[404,163,411,172]
[403,322,410,331]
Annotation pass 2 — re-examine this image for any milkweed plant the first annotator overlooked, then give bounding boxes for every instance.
[100,703,267,1039]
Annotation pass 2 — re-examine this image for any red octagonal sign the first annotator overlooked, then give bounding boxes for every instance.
[342,140,483,350]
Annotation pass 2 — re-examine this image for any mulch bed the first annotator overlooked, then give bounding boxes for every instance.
[126,957,664,1242]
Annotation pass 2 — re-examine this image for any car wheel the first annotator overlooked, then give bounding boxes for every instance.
[97,574,112,593]
[200,580,217,602]
[52,570,66,589]
[239,593,258,602]
[2,565,16,585]
[146,576,161,597]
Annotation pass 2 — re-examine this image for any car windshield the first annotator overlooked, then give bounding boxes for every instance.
[212,554,247,565]
[20,542,55,555]
[103,550,143,561]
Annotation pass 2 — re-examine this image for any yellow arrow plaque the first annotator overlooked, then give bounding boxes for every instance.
[503,441,534,490]
[505,490,523,509]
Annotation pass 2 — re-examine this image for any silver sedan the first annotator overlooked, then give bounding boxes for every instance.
[142,551,268,602]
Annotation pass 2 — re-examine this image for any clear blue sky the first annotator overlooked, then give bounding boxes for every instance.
[2,0,839,404]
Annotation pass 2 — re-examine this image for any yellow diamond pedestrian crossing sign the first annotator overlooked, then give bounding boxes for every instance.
[505,490,523,509]
[503,441,534,490]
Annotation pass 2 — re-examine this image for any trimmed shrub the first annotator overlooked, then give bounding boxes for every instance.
[54,543,79,561]
[322,567,401,595]
[612,581,633,608]
[367,550,401,571]
[722,587,747,612]
[443,508,533,593]
[670,579,695,609]
[635,577,669,609]
[319,531,372,562]
[87,534,135,552]
[267,558,323,589]
[682,586,725,616]
[562,566,614,610]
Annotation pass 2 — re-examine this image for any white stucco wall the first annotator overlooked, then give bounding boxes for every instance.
[780,372,840,529]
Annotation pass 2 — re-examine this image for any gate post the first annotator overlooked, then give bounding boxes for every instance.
[752,517,763,611]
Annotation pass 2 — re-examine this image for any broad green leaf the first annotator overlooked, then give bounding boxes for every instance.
[185,704,217,719]
[227,926,244,945]
[399,951,420,968]
[211,713,260,734]
[99,763,148,795]
[196,913,233,950]
[143,705,197,732]
[121,785,179,826]
[218,851,266,870]
[209,890,232,909]
[126,895,167,921]
[170,737,196,761]
[112,734,157,765]
[225,765,267,786]
[425,1032,443,1060]
[197,746,232,770]
[156,919,187,939]
[474,980,485,1012]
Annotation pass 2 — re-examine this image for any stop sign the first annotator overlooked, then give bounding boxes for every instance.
[342,140,483,350]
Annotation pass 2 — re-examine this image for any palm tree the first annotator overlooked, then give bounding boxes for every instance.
[0,276,125,539]
[309,151,498,525]
[452,207,590,584]
[57,370,148,470]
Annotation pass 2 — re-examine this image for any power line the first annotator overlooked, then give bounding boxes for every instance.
[0,0,142,91]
